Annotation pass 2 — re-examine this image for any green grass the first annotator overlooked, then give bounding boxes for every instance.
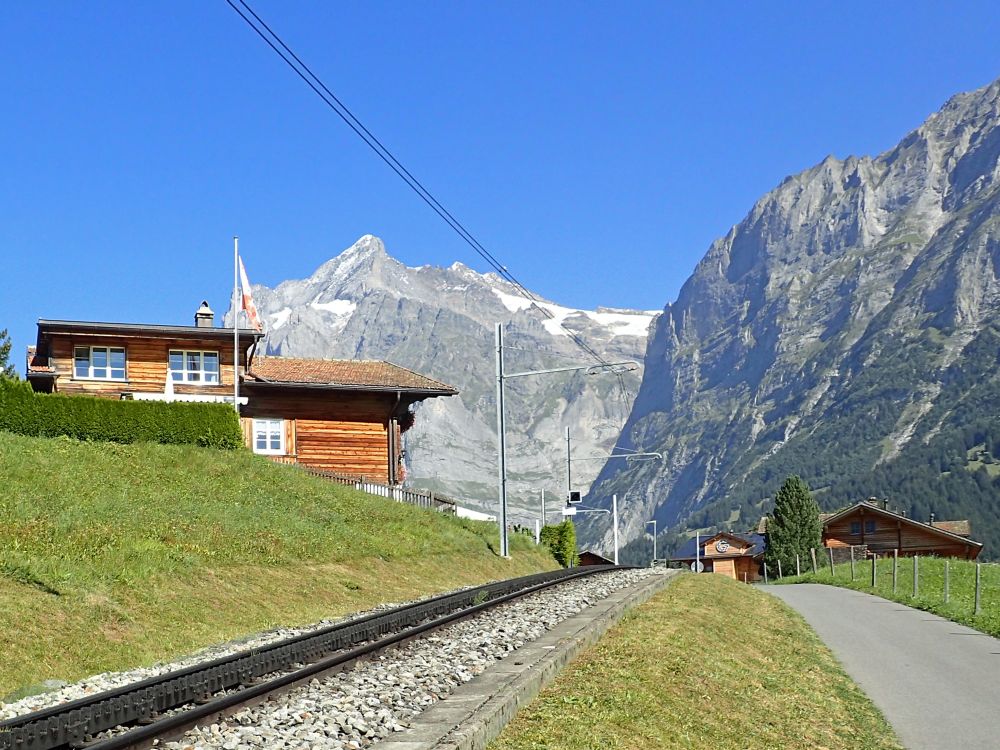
[0,432,554,697]
[776,554,1000,637]
[489,574,900,750]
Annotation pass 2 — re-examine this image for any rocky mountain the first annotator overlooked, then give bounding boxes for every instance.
[583,77,1000,558]
[237,235,655,520]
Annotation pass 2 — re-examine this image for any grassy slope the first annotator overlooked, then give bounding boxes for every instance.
[778,555,1000,636]
[490,574,900,750]
[0,432,554,697]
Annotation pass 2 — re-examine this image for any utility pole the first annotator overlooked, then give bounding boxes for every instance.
[646,519,657,564]
[540,488,546,527]
[565,427,572,503]
[493,325,637,561]
[612,494,619,565]
[495,323,509,557]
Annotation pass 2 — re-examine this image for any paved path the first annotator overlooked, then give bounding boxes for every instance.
[765,584,1000,750]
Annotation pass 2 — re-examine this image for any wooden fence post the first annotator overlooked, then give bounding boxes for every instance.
[810,548,818,575]
[912,554,919,598]
[944,560,950,604]
[975,563,982,616]
[871,553,877,587]
[892,549,899,594]
[850,546,856,581]
[828,547,835,577]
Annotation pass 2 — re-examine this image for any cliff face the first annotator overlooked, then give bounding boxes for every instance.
[236,235,655,519]
[584,78,1000,554]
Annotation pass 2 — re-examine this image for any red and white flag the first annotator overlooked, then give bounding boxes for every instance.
[238,255,264,333]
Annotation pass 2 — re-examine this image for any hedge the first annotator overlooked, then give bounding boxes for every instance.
[0,378,243,449]
[539,520,579,568]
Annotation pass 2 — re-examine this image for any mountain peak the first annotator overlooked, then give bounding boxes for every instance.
[344,234,387,258]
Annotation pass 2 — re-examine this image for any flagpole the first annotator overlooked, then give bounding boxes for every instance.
[233,236,240,415]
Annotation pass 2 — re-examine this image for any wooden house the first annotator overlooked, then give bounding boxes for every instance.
[27,306,260,401]
[822,501,982,560]
[241,356,456,483]
[25,305,457,484]
[578,550,616,566]
[670,532,766,582]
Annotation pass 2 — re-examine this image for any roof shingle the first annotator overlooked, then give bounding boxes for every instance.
[246,356,457,394]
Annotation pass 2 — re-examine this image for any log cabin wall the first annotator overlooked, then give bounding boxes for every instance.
[242,387,399,483]
[44,332,242,398]
[824,506,980,559]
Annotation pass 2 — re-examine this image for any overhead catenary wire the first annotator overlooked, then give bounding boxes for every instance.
[224,0,616,370]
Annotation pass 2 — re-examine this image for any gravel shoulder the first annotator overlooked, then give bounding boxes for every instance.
[3,569,659,750]
[766,583,1000,750]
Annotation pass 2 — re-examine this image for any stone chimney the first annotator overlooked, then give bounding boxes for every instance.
[194,301,215,328]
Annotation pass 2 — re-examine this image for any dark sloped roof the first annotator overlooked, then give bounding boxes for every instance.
[37,319,263,341]
[757,514,834,534]
[245,356,457,395]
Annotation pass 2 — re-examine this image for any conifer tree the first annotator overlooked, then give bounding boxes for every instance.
[0,328,15,380]
[764,475,822,575]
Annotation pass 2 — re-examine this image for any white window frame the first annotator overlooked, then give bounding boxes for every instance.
[169,350,220,384]
[74,345,127,381]
[252,418,285,455]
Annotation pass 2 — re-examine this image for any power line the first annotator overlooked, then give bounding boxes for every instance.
[224,0,614,369]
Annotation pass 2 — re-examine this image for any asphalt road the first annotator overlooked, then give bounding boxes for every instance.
[765,583,1000,750]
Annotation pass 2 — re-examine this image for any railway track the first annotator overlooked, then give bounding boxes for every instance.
[1,566,623,750]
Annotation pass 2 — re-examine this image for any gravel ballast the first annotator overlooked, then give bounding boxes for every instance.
[2,568,660,749]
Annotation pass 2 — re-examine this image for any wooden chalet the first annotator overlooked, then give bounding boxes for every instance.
[26,305,457,484]
[241,356,456,483]
[578,550,615,566]
[671,532,766,582]
[822,501,982,560]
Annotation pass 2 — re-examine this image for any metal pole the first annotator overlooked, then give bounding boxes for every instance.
[872,553,877,587]
[651,520,657,563]
[777,559,782,579]
[850,546,856,581]
[565,427,572,503]
[534,519,540,545]
[912,554,918,598]
[233,236,240,415]
[796,554,800,577]
[764,562,769,584]
[828,547,835,577]
[810,548,817,575]
[612,494,619,565]
[540,488,546,527]
[495,323,509,558]
[696,532,700,573]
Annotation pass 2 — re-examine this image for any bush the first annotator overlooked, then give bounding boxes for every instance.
[0,379,243,449]
[540,520,578,568]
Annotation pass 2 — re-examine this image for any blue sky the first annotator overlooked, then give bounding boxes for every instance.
[2,1,999,372]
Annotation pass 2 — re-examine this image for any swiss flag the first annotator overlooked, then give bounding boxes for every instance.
[238,255,264,333]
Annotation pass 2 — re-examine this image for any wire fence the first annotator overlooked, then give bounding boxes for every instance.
[295,466,459,514]
[764,547,1000,633]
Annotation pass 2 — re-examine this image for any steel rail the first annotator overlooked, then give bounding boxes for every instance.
[1,566,621,750]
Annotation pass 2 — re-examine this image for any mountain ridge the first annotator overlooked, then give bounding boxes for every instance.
[583,76,1000,558]
[232,235,656,519]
